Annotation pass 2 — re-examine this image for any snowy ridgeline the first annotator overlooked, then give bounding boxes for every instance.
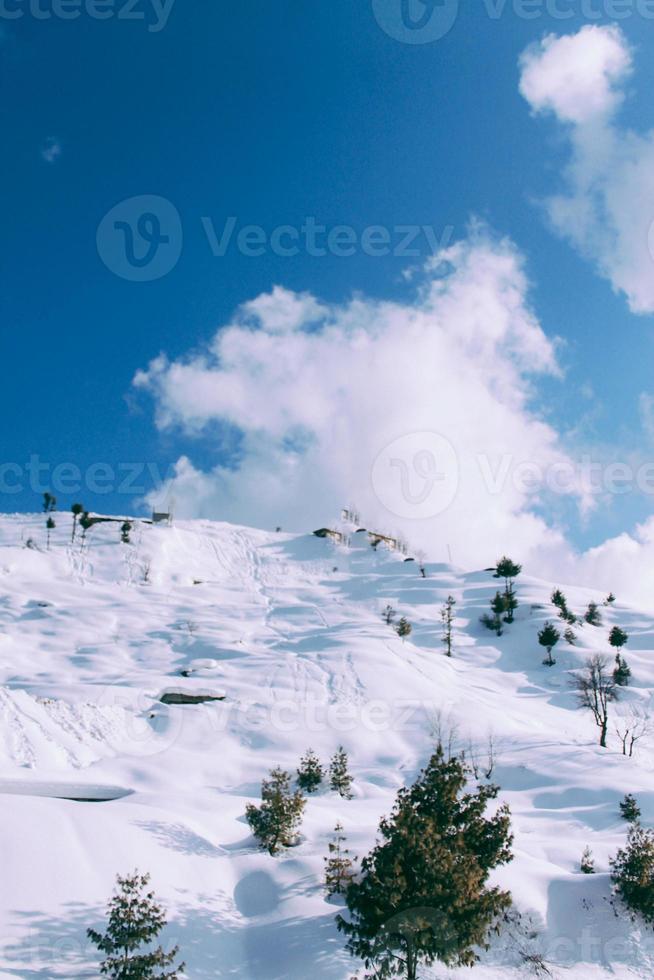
[0,512,653,978]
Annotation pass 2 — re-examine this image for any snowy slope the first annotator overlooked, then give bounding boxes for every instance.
[0,513,653,979]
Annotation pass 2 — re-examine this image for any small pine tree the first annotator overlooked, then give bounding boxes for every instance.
[80,511,93,540]
[609,625,629,654]
[71,502,84,542]
[245,768,305,855]
[121,521,133,545]
[324,822,356,897]
[481,592,506,637]
[330,746,353,799]
[613,654,631,687]
[87,871,184,979]
[395,617,412,640]
[46,516,55,550]
[606,592,616,605]
[382,604,396,626]
[538,621,560,667]
[611,824,654,922]
[441,595,456,657]
[42,492,56,514]
[551,588,567,612]
[297,749,325,793]
[584,601,602,626]
[620,794,641,823]
[564,626,577,646]
[336,746,513,976]
[494,556,522,623]
[580,846,595,874]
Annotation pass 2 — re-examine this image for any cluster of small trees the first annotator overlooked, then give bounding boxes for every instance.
[481,557,521,636]
[246,748,354,855]
[382,604,412,640]
[40,493,135,548]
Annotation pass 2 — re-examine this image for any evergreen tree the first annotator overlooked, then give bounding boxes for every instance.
[121,521,133,545]
[80,511,93,540]
[441,595,456,657]
[337,747,513,977]
[245,767,305,855]
[324,822,355,897]
[46,516,55,550]
[611,824,654,923]
[395,617,412,640]
[606,592,616,605]
[564,626,577,646]
[613,655,631,687]
[580,846,595,874]
[382,605,396,626]
[297,749,325,793]
[71,502,84,542]
[42,492,57,514]
[620,794,641,823]
[538,621,560,667]
[330,746,353,799]
[493,557,521,623]
[551,588,567,613]
[609,625,629,654]
[481,592,506,637]
[584,601,602,626]
[87,870,184,979]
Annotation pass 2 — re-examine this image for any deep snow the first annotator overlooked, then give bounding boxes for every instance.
[0,513,653,979]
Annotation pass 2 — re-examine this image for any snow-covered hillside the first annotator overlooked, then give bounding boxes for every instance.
[0,513,653,979]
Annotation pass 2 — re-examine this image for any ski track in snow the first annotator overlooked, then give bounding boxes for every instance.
[0,513,652,978]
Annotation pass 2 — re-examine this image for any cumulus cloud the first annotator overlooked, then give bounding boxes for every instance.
[134,228,597,571]
[519,25,654,315]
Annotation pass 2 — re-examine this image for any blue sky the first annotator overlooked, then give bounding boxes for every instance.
[3,2,654,564]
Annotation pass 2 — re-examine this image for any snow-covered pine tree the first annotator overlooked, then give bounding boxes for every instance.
[580,846,595,874]
[324,822,356,897]
[538,621,560,667]
[611,824,654,923]
[584,601,602,626]
[481,592,506,637]
[245,767,306,855]
[121,521,133,544]
[87,870,184,979]
[493,557,521,623]
[382,604,396,626]
[330,746,353,799]
[297,749,325,793]
[620,793,641,823]
[395,617,412,640]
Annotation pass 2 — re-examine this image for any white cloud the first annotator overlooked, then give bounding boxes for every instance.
[135,228,595,571]
[41,137,62,164]
[519,26,654,315]
[519,25,631,124]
